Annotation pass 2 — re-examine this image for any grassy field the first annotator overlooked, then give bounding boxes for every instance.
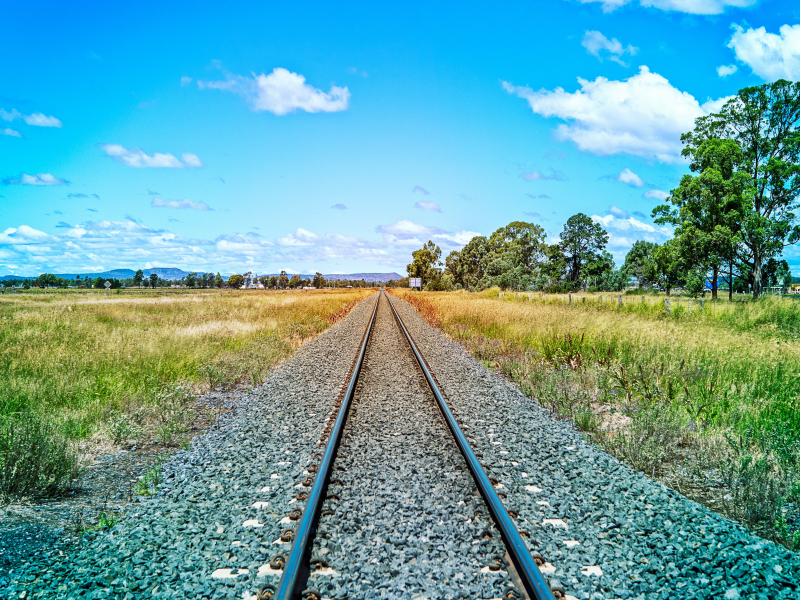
[394,288,800,550]
[0,288,371,500]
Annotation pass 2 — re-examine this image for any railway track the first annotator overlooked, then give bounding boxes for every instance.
[262,291,560,600]
[9,291,799,599]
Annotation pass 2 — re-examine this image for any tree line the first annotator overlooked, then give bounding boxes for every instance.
[408,80,800,299]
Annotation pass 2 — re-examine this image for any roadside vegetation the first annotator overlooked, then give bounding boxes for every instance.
[394,289,800,551]
[0,287,370,501]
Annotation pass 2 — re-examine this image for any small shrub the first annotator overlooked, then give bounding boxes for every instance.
[575,409,600,432]
[154,384,195,446]
[136,457,165,495]
[0,412,82,501]
[602,402,682,476]
[107,412,141,445]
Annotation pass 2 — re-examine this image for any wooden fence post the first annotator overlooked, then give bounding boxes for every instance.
[618,295,623,307]
[665,297,671,315]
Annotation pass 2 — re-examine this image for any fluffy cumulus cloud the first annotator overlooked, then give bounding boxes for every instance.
[728,24,800,81]
[414,200,441,212]
[1,128,21,137]
[644,189,670,200]
[276,228,324,247]
[582,31,638,65]
[100,144,203,168]
[503,66,730,162]
[0,109,62,127]
[198,67,350,116]
[151,198,212,211]
[375,219,477,249]
[617,168,644,187]
[575,0,756,14]
[3,173,68,185]
[717,64,738,77]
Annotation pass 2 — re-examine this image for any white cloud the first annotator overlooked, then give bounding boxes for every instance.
[609,205,629,218]
[151,198,212,211]
[592,212,672,262]
[412,186,430,195]
[180,76,193,86]
[582,31,638,65]
[0,225,53,244]
[575,0,756,15]
[3,173,68,186]
[415,201,442,212]
[644,189,670,200]
[1,128,21,137]
[435,230,481,246]
[276,228,323,247]
[728,24,800,81]
[331,203,347,210]
[23,113,62,127]
[198,67,350,116]
[100,144,204,168]
[376,220,444,237]
[717,64,738,77]
[0,109,62,127]
[520,169,566,181]
[503,66,728,162]
[617,168,644,187]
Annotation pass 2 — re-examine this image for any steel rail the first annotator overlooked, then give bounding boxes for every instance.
[274,292,381,600]
[385,291,554,600]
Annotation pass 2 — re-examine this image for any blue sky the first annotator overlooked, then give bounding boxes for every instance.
[2,0,799,276]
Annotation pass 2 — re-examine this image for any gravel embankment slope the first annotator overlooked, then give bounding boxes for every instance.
[389,294,800,600]
[6,295,378,600]
[308,294,514,599]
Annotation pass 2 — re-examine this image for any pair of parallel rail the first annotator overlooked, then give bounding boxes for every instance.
[266,291,556,600]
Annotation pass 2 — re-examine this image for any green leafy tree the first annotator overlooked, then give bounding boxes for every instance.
[487,221,547,271]
[215,273,223,288]
[149,273,158,288]
[186,273,197,288]
[406,241,442,288]
[278,271,289,288]
[683,80,800,297]
[133,269,144,288]
[312,272,325,288]
[654,138,746,299]
[455,236,490,289]
[227,274,244,288]
[559,213,609,287]
[269,275,278,288]
[622,241,658,288]
[646,240,683,296]
[288,274,302,288]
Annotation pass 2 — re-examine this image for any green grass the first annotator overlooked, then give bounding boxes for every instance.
[0,288,370,501]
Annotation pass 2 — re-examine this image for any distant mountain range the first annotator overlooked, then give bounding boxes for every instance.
[1,270,404,282]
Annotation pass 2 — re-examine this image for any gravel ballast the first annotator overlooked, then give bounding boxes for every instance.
[307,293,514,599]
[388,293,800,600]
